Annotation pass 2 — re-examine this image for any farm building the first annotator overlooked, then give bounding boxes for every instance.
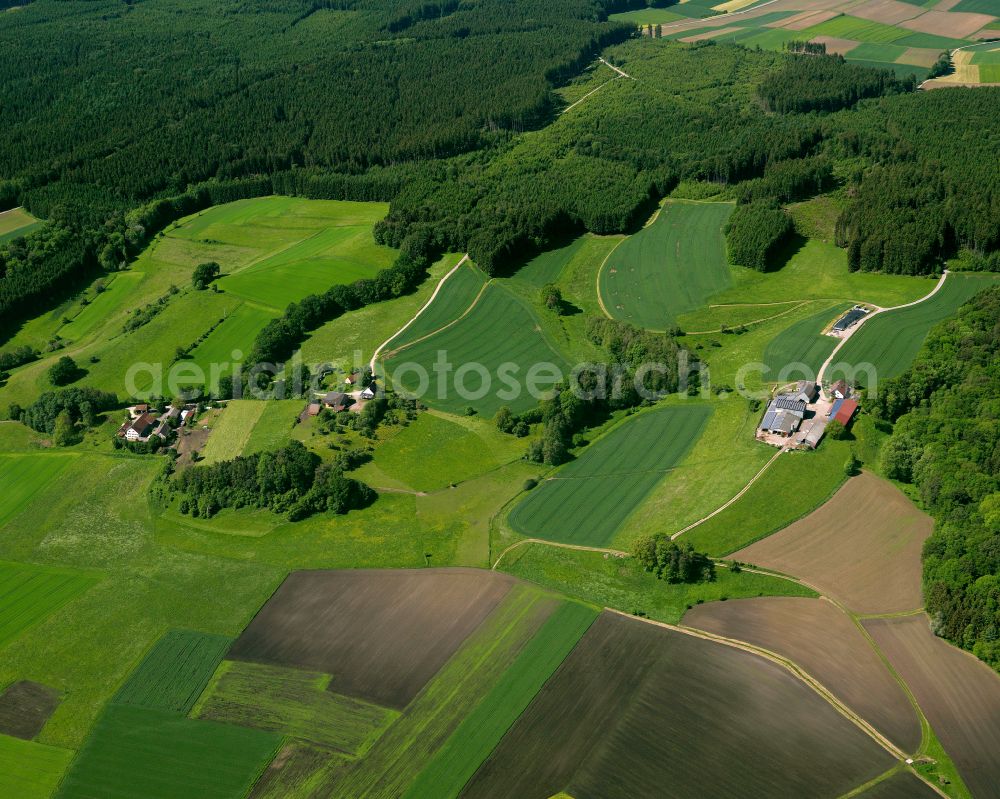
[759,396,807,437]
[299,402,321,422]
[323,391,349,411]
[123,413,156,441]
[790,380,818,404]
[800,420,827,450]
[345,373,357,386]
[832,306,868,333]
[360,383,377,400]
[832,399,859,428]
[831,379,851,400]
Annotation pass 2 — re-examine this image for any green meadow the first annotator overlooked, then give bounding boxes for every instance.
[509,405,713,547]
[830,272,1000,382]
[0,560,99,650]
[0,734,74,799]
[599,201,734,330]
[199,401,269,464]
[0,453,76,526]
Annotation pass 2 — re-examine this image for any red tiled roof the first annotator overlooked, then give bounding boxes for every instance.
[833,399,858,426]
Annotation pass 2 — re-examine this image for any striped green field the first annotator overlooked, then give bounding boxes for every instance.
[384,260,488,352]
[608,7,684,24]
[0,454,76,526]
[800,16,911,44]
[195,660,398,756]
[199,401,268,464]
[600,201,734,330]
[242,400,304,455]
[970,48,1000,65]
[386,283,571,416]
[829,272,1000,383]
[0,560,99,650]
[404,601,598,799]
[761,303,850,382]
[0,207,43,243]
[0,733,74,799]
[509,405,713,547]
[55,705,281,799]
[113,630,231,714]
[846,42,908,63]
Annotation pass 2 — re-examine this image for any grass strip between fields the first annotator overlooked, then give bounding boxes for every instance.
[403,601,598,799]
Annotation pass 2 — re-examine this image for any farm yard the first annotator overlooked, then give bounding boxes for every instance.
[508,405,713,547]
[599,201,734,329]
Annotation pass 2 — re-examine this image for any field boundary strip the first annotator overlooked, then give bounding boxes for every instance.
[684,300,813,335]
[369,254,469,372]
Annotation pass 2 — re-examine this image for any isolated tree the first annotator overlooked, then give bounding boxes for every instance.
[48,356,79,386]
[540,283,564,314]
[192,261,221,290]
[495,406,514,433]
[52,409,76,447]
[825,419,848,440]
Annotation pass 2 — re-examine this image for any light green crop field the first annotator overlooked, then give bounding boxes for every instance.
[0,559,99,650]
[683,439,852,556]
[509,405,713,547]
[0,207,43,243]
[800,16,910,44]
[183,302,279,389]
[386,283,572,416]
[55,705,281,799]
[242,400,304,455]
[0,453,76,526]
[829,273,1000,383]
[113,630,231,714]
[195,660,398,756]
[404,601,597,799]
[299,252,464,371]
[218,224,395,310]
[199,401,268,464]
[711,239,932,309]
[979,64,1000,82]
[502,545,816,625]
[971,46,1000,65]
[599,201,735,330]
[383,260,488,352]
[318,583,561,798]
[0,734,74,799]
[762,303,850,381]
[354,411,525,492]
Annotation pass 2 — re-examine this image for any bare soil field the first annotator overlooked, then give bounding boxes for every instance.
[813,35,864,56]
[462,611,894,799]
[857,770,940,798]
[684,597,921,752]
[851,0,924,25]
[0,681,60,739]
[899,10,996,38]
[899,47,942,68]
[228,569,517,709]
[865,614,1000,799]
[734,472,931,614]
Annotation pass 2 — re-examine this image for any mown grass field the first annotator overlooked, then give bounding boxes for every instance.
[683,439,851,556]
[386,283,572,416]
[502,545,815,625]
[55,704,281,799]
[199,401,268,464]
[761,302,850,381]
[0,733,74,799]
[242,400,304,455]
[509,405,712,547]
[0,560,99,650]
[112,630,231,713]
[599,201,734,330]
[403,601,597,799]
[0,454,76,526]
[829,272,1000,383]
[195,660,398,756]
[355,412,525,492]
